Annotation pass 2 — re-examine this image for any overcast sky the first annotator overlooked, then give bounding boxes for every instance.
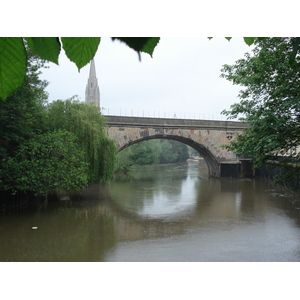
[40,37,253,120]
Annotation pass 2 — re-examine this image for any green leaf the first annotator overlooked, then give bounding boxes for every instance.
[225,37,232,41]
[24,37,61,64]
[141,37,160,57]
[61,37,101,70]
[290,37,300,63]
[257,37,267,41]
[243,37,256,46]
[0,37,27,100]
[112,37,160,58]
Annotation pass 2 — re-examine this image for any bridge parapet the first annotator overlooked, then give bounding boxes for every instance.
[104,115,248,130]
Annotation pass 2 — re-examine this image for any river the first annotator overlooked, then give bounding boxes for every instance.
[1,161,300,262]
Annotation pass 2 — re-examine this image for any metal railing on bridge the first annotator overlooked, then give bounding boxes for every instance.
[101,108,233,121]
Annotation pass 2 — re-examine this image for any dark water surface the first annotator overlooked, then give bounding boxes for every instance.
[1,162,300,261]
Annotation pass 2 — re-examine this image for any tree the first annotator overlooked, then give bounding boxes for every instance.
[221,37,300,189]
[158,140,178,164]
[0,54,93,195]
[117,140,158,172]
[130,141,158,165]
[1,130,88,195]
[1,52,117,196]
[168,140,189,163]
[46,98,117,183]
[116,139,190,173]
[0,52,48,160]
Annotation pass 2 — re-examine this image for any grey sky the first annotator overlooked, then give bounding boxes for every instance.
[40,37,252,120]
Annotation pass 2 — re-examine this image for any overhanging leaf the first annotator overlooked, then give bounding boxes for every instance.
[61,37,101,70]
[112,37,160,58]
[0,37,27,100]
[243,37,256,46]
[141,37,160,57]
[24,37,61,64]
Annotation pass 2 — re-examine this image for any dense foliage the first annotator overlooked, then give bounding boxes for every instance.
[0,53,48,159]
[2,130,88,195]
[0,54,117,197]
[221,37,300,189]
[46,98,117,183]
[116,139,190,173]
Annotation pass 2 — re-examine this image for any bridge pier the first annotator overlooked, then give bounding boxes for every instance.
[219,160,254,178]
[220,162,241,178]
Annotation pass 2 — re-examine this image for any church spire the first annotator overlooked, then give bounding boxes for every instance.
[85,59,100,107]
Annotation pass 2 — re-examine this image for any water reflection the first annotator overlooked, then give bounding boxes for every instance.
[194,178,269,222]
[108,164,196,218]
[1,161,300,261]
[104,162,300,261]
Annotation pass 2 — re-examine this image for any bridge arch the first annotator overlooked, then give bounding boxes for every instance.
[117,134,220,177]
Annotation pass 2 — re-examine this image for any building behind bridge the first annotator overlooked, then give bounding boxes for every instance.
[85,59,100,107]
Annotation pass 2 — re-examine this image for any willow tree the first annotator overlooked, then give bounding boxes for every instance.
[46,98,117,183]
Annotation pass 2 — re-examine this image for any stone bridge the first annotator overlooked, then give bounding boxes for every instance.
[105,115,249,178]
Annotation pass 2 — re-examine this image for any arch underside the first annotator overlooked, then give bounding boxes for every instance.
[117,134,220,177]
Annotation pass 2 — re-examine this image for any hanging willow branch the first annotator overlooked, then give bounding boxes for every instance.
[46,98,117,183]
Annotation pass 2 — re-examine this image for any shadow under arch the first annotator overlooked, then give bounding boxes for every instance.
[118,134,220,177]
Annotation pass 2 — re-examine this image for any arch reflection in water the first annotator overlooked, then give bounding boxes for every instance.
[105,162,300,262]
[108,163,199,219]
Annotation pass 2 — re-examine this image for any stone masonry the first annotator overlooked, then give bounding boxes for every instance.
[105,115,248,177]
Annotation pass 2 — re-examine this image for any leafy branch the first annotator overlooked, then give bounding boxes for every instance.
[1,37,299,101]
[0,37,160,100]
